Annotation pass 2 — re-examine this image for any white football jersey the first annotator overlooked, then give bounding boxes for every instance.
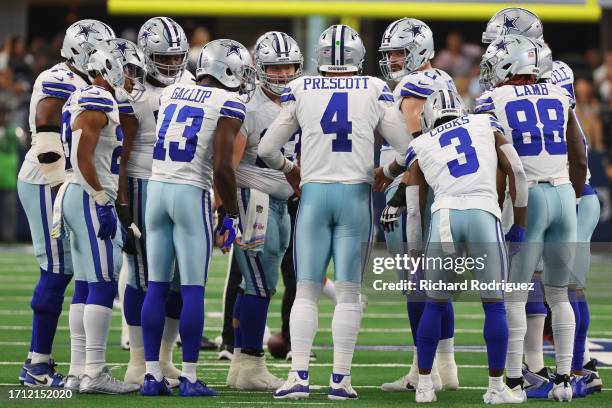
[64,86,123,200]
[237,86,298,200]
[118,71,195,180]
[272,75,411,185]
[474,83,574,185]
[150,83,246,191]
[406,114,503,218]
[380,68,457,190]
[18,62,88,184]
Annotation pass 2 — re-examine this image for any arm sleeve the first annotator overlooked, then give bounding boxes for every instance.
[257,95,299,171]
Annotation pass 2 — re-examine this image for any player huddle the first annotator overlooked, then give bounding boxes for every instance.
[15,6,602,404]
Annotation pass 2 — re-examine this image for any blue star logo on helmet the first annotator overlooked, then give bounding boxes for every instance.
[76,23,100,41]
[495,39,509,52]
[223,42,242,58]
[114,41,129,58]
[410,24,423,37]
[503,15,520,32]
[139,25,154,43]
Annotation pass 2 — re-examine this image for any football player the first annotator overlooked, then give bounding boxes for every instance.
[259,24,411,400]
[139,39,253,397]
[57,39,144,394]
[477,34,587,401]
[117,16,193,387]
[225,31,302,391]
[377,17,458,391]
[398,89,527,403]
[481,8,603,397]
[16,19,115,388]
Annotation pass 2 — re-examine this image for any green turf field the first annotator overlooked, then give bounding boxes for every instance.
[0,247,610,407]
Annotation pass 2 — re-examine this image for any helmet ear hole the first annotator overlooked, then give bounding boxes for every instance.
[226,67,232,76]
[502,63,511,70]
[106,59,112,70]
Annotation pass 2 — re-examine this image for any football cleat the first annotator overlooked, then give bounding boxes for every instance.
[415,381,437,403]
[273,370,310,400]
[235,354,283,391]
[124,361,145,385]
[23,362,64,388]
[525,379,553,399]
[484,385,526,404]
[328,373,358,400]
[584,359,603,394]
[571,376,587,398]
[18,358,31,385]
[508,384,527,402]
[64,375,81,391]
[141,374,172,396]
[548,375,572,402]
[79,367,140,394]
[380,373,416,392]
[523,367,552,399]
[178,376,217,397]
[218,344,233,361]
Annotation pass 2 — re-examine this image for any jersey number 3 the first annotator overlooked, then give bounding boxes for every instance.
[439,127,480,178]
[321,92,352,152]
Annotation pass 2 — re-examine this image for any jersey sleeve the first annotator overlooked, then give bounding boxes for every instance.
[374,78,412,161]
[76,86,116,113]
[116,98,135,115]
[399,72,434,99]
[488,115,504,135]
[39,67,78,100]
[561,87,576,110]
[405,143,418,168]
[220,95,247,123]
[473,91,495,114]
[552,61,575,101]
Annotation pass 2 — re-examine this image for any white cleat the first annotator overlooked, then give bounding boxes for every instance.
[64,375,81,392]
[548,378,573,402]
[508,384,527,402]
[380,373,416,392]
[273,370,310,400]
[235,354,284,391]
[484,385,525,404]
[79,367,141,394]
[226,349,242,388]
[124,361,145,385]
[436,355,459,390]
[328,374,358,400]
[416,382,437,403]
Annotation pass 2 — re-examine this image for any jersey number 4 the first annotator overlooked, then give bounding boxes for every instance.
[505,98,566,157]
[321,92,352,152]
[153,103,204,163]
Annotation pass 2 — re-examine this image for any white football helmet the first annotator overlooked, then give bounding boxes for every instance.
[138,17,189,85]
[482,8,544,44]
[107,39,147,101]
[85,39,127,99]
[61,19,116,74]
[379,18,435,81]
[419,89,468,132]
[535,39,553,81]
[479,35,540,89]
[196,39,256,101]
[315,25,365,74]
[254,31,303,95]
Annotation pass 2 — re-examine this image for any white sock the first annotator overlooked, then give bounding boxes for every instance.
[419,374,433,388]
[505,290,528,378]
[146,361,163,381]
[584,338,591,365]
[545,286,575,376]
[27,351,33,360]
[322,277,337,305]
[128,325,144,365]
[160,317,179,363]
[83,304,113,378]
[31,352,50,365]
[437,337,454,354]
[332,303,361,375]
[331,281,361,376]
[68,303,86,376]
[524,315,546,372]
[489,375,504,390]
[181,362,197,382]
[290,298,318,372]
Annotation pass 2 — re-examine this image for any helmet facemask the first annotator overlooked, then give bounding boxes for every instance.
[123,62,147,101]
[235,63,257,102]
[148,50,188,85]
[257,62,302,95]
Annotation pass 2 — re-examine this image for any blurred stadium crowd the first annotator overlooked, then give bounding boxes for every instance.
[0,20,611,242]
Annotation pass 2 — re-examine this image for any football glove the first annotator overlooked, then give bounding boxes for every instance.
[505,224,525,258]
[116,204,141,254]
[96,203,118,241]
[219,213,240,250]
[380,183,407,232]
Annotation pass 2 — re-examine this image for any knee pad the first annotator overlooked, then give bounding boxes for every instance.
[544,285,569,306]
[334,281,360,304]
[86,281,118,308]
[123,285,146,326]
[30,270,72,316]
[296,280,323,303]
[165,289,182,319]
